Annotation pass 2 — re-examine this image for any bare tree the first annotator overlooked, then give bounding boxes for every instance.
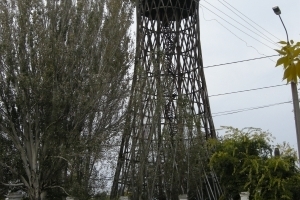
[0,0,133,199]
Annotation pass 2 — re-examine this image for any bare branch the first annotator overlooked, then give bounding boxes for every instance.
[45,186,71,196]
[1,182,24,187]
[50,156,72,166]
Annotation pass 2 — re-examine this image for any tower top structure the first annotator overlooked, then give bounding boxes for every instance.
[141,0,196,21]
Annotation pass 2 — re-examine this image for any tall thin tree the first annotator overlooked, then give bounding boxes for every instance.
[0,0,133,199]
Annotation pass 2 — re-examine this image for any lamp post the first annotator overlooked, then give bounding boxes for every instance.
[272,6,300,160]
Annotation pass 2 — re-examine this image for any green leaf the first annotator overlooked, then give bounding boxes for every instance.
[296,62,300,80]
[276,57,287,67]
[291,64,298,83]
[258,173,265,185]
[278,41,288,45]
[294,48,300,57]
[283,66,292,82]
[275,49,287,55]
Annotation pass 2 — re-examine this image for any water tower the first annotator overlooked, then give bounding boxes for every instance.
[111,0,222,199]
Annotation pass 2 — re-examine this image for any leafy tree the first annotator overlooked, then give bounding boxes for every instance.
[209,127,300,200]
[275,40,300,83]
[0,0,133,199]
[93,192,109,200]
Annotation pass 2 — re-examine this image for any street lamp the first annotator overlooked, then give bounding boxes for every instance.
[272,6,300,160]
[272,6,289,43]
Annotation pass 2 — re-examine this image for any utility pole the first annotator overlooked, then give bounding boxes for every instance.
[291,82,300,160]
[272,6,300,160]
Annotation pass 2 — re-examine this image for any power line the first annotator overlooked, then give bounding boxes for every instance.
[198,6,277,62]
[209,83,287,97]
[222,0,281,41]
[212,101,292,117]
[199,3,276,50]
[204,54,278,69]
[216,0,281,46]
[202,0,279,47]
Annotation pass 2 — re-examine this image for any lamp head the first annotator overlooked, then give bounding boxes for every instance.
[272,6,281,15]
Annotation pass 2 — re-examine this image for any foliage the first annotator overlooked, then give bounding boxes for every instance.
[275,40,300,83]
[92,192,110,200]
[209,126,300,200]
[0,0,133,199]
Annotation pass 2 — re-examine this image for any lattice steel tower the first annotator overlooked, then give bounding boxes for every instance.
[111,0,222,199]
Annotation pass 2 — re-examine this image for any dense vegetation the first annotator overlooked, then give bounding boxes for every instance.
[209,127,300,200]
[0,0,133,199]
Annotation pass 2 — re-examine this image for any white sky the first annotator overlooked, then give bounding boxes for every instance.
[199,0,300,150]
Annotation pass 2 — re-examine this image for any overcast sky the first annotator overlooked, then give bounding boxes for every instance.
[199,0,300,149]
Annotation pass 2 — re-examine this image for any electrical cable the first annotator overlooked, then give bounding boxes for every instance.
[199,6,276,62]
[202,0,279,47]
[222,0,281,41]
[216,0,281,46]
[209,83,287,97]
[199,3,276,50]
[212,101,292,117]
[204,54,278,69]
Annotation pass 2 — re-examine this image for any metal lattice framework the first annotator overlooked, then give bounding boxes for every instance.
[111,0,223,199]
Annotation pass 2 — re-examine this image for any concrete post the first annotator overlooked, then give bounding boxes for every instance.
[240,191,249,200]
[179,194,188,200]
